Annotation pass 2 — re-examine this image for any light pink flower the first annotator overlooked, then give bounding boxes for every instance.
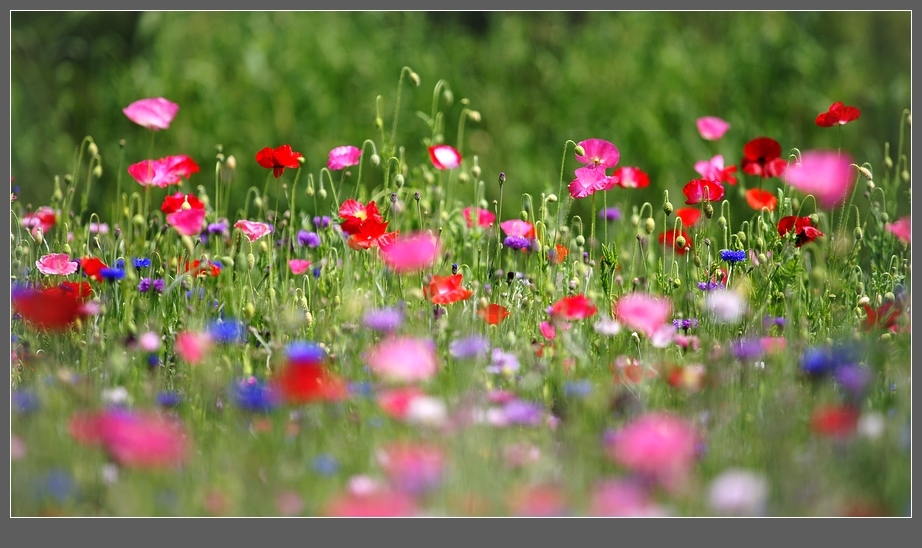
[21,206,56,233]
[462,206,495,229]
[704,289,748,324]
[35,253,78,276]
[575,138,620,169]
[328,145,362,170]
[885,216,911,244]
[428,144,462,170]
[694,154,728,181]
[606,412,699,490]
[376,442,445,494]
[500,219,536,239]
[568,165,618,199]
[707,469,769,516]
[366,336,438,383]
[70,409,189,470]
[175,331,212,364]
[696,116,730,140]
[615,293,672,339]
[379,232,440,273]
[234,220,272,242]
[590,478,667,517]
[138,331,161,352]
[122,97,180,131]
[288,259,312,275]
[323,489,418,517]
[783,150,855,209]
[167,208,206,236]
[128,155,200,188]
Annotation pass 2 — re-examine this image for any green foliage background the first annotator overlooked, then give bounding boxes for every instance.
[11,12,912,221]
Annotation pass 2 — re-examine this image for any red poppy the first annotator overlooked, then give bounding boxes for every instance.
[777,216,823,247]
[810,404,860,439]
[161,192,205,214]
[744,188,778,212]
[741,137,787,178]
[674,207,701,228]
[12,285,85,331]
[255,144,303,178]
[60,281,93,299]
[862,302,902,332]
[549,295,597,321]
[658,229,693,255]
[80,257,108,282]
[478,304,510,325]
[815,101,861,127]
[273,362,348,404]
[682,179,724,205]
[425,274,474,305]
[339,199,383,236]
[182,259,222,277]
[548,243,569,265]
[347,216,397,250]
[612,166,650,189]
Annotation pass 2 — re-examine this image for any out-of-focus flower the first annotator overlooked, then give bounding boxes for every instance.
[425,274,474,305]
[704,289,748,324]
[166,208,206,236]
[428,144,462,170]
[605,412,700,490]
[328,145,362,170]
[741,137,787,178]
[615,293,672,338]
[463,206,495,229]
[707,469,769,516]
[69,409,190,469]
[612,166,649,189]
[366,337,438,383]
[885,216,911,244]
[128,156,199,188]
[380,232,440,273]
[696,116,730,140]
[123,97,179,130]
[783,150,854,209]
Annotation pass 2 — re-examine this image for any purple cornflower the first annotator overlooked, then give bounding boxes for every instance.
[363,307,404,332]
[599,207,622,221]
[730,338,763,361]
[313,215,331,229]
[499,400,544,426]
[448,335,490,359]
[834,364,872,400]
[504,236,531,250]
[152,279,165,293]
[207,219,230,237]
[720,249,748,263]
[487,348,520,375]
[697,280,725,291]
[672,318,699,331]
[762,315,786,329]
[297,230,321,247]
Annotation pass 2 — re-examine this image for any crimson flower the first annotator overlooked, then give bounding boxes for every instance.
[339,199,382,236]
[862,302,902,332]
[80,257,108,282]
[549,295,598,321]
[777,216,823,247]
[161,192,204,214]
[347,216,397,250]
[256,145,303,178]
[478,304,510,325]
[682,179,725,205]
[612,166,649,189]
[12,284,87,331]
[182,259,221,277]
[675,207,701,228]
[815,101,860,127]
[273,361,348,405]
[425,274,474,305]
[741,137,787,178]
[658,229,693,255]
[810,404,859,439]
[744,189,778,212]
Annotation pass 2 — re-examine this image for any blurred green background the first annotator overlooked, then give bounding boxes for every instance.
[10,12,912,223]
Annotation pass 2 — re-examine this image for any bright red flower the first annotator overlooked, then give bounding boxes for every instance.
[815,101,861,127]
[12,285,85,331]
[741,137,787,178]
[80,257,108,282]
[425,274,474,305]
[59,281,93,299]
[256,144,303,178]
[612,166,649,189]
[161,192,204,214]
[549,294,597,321]
[273,362,348,404]
[810,404,860,439]
[478,304,510,325]
[548,243,569,265]
[777,216,823,247]
[658,229,693,255]
[339,199,382,236]
[182,259,221,277]
[682,179,724,205]
[347,216,397,250]
[863,302,902,332]
[744,188,778,212]
[674,207,701,228]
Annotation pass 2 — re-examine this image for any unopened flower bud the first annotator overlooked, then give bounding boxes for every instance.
[901,170,909,181]
[630,214,640,227]
[88,142,99,157]
[883,291,896,303]
[468,110,481,122]
[854,227,863,241]
[757,253,767,264]
[132,214,146,227]
[306,185,315,196]
[574,145,586,157]
[370,154,380,166]
[663,201,674,215]
[866,180,875,192]
[297,156,306,165]
[808,213,819,225]
[408,71,421,86]
[394,174,404,188]
[93,165,103,178]
[858,296,870,306]
[375,116,384,130]
[575,235,586,247]
[498,172,506,186]
[226,155,237,170]
[472,165,481,178]
[318,188,327,199]
[885,156,893,168]
[520,210,528,221]
[458,172,470,184]
[880,212,889,222]
[644,218,656,234]
[247,253,256,270]
[736,231,746,244]
[675,235,687,249]
[704,203,714,219]
[414,192,421,202]
[245,302,256,319]
[546,194,558,203]
[693,254,702,268]
[254,196,263,209]
[856,165,873,180]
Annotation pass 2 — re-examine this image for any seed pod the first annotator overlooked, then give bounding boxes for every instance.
[247,253,255,270]
[644,218,656,234]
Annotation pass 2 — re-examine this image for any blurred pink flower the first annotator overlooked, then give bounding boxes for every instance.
[128,156,200,187]
[606,412,700,490]
[167,208,206,236]
[379,232,440,273]
[508,484,568,517]
[615,293,672,338]
[707,469,769,516]
[69,409,189,470]
[705,289,748,324]
[122,97,179,130]
[323,489,418,517]
[590,478,666,517]
[885,216,911,243]
[377,386,426,419]
[328,145,362,170]
[575,138,620,169]
[22,206,56,233]
[288,259,311,275]
[234,220,272,242]
[428,144,462,170]
[175,331,212,364]
[696,116,730,140]
[783,150,855,209]
[462,206,495,229]
[366,336,438,383]
[376,442,445,494]
[35,253,78,276]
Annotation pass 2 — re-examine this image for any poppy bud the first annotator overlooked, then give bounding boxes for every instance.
[88,142,99,157]
[221,256,234,267]
[755,237,764,250]
[758,253,767,264]
[520,210,528,221]
[630,214,640,227]
[574,145,586,157]
[370,154,380,166]
[306,184,314,197]
[226,155,237,170]
[63,243,71,254]
[93,165,103,178]
[693,254,702,268]
[704,203,714,218]
[673,278,681,289]
[885,156,893,168]
[858,296,870,306]
[247,253,255,270]
[318,188,327,199]
[245,302,256,319]
[736,231,747,244]
[498,172,506,186]
[254,197,263,209]
[880,212,889,222]
[546,194,558,203]
[472,165,481,178]
[575,235,585,247]
[675,235,687,249]
[458,172,470,184]
[375,116,384,130]
[854,227,863,241]
[644,218,656,234]
[855,165,872,180]
[133,214,146,227]
[663,201,674,215]
[883,291,896,303]
[808,213,820,225]
[53,187,63,201]
[902,170,909,182]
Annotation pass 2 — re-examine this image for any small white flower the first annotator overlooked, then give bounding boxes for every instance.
[705,289,748,324]
[707,469,769,516]
[857,412,886,440]
[406,396,448,427]
[593,315,622,336]
[101,386,131,406]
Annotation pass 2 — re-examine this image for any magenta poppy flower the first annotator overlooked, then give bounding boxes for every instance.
[69,409,189,469]
[568,166,618,199]
[122,97,179,131]
[815,101,861,127]
[605,412,699,490]
[614,293,672,338]
[366,336,438,383]
[682,178,725,205]
[575,138,620,169]
[288,259,312,275]
[782,150,855,209]
[21,206,57,233]
[379,232,440,273]
[696,116,730,140]
[885,216,911,244]
[35,253,78,276]
[428,144,462,170]
[128,156,200,188]
[613,166,649,189]
[234,220,272,242]
[167,208,206,236]
[328,145,362,170]
[462,206,495,229]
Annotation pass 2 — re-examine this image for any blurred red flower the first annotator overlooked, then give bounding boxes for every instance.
[478,303,510,325]
[425,274,474,305]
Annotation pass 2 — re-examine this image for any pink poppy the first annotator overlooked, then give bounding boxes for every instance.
[885,216,911,244]
[377,386,426,419]
[428,144,462,170]
[575,138,620,169]
[288,259,312,275]
[122,97,179,131]
[500,219,536,239]
[234,220,272,242]
[614,293,672,338]
[328,145,362,170]
[376,442,445,494]
[612,166,649,189]
[694,154,738,185]
[366,336,438,383]
[568,166,618,199]
[783,150,855,209]
[22,206,56,233]
[379,232,440,273]
[175,331,212,365]
[70,409,190,469]
[35,253,78,276]
[128,156,200,188]
[696,116,730,140]
[166,208,206,236]
[606,412,699,490]
[462,206,495,229]
[590,478,666,517]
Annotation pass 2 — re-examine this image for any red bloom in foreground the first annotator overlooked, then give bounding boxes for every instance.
[339,199,382,235]
[741,137,787,178]
[549,295,598,321]
[273,362,348,404]
[675,207,701,228]
[744,188,778,212]
[863,302,902,332]
[425,274,474,305]
[815,101,861,127]
[12,284,87,331]
[658,229,693,255]
[478,304,510,325]
[682,179,725,205]
[348,216,397,250]
[161,192,204,214]
[810,405,860,439]
[777,216,823,247]
[256,144,303,178]
[80,257,108,282]
[69,409,189,469]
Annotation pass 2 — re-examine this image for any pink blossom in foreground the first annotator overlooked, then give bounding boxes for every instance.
[783,150,855,209]
[377,386,426,419]
[35,253,78,276]
[606,412,700,491]
[328,145,362,170]
[167,208,206,236]
[575,138,620,169]
[323,489,418,517]
[707,469,770,516]
[568,166,618,199]
[376,442,445,494]
[366,337,438,383]
[122,97,179,130]
[428,144,462,170]
[69,409,189,469]
[696,116,730,140]
[885,216,911,243]
[590,478,668,517]
[175,331,212,364]
[379,232,440,273]
[288,259,311,275]
[614,293,672,338]
[234,220,272,242]
[462,206,495,229]
[127,156,200,188]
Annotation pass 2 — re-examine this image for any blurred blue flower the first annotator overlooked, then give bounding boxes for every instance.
[207,319,247,344]
[156,391,183,408]
[287,341,326,363]
[100,267,125,281]
[312,454,339,476]
[231,378,278,413]
[12,390,39,413]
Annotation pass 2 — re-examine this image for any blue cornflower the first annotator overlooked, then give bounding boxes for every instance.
[720,249,748,263]
[133,257,151,269]
[312,267,322,278]
[231,378,278,413]
[287,341,327,363]
[503,236,531,250]
[348,381,374,398]
[207,319,248,344]
[99,267,125,281]
[12,390,39,413]
[297,230,321,248]
[115,258,126,269]
[311,454,340,476]
[156,391,183,408]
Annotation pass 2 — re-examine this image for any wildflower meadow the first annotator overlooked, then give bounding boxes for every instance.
[9,12,913,518]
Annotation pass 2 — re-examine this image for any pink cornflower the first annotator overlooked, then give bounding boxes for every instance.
[288,259,312,275]
[166,208,206,237]
[69,409,189,470]
[575,138,620,169]
[568,166,618,199]
[614,293,672,339]
[783,150,855,209]
[35,253,78,276]
[379,232,440,273]
[885,216,911,243]
[696,116,730,140]
[366,336,438,383]
[234,220,272,242]
[127,155,200,188]
[122,97,179,130]
[606,412,700,490]
[428,144,462,170]
[462,206,495,229]
[327,145,362,170]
